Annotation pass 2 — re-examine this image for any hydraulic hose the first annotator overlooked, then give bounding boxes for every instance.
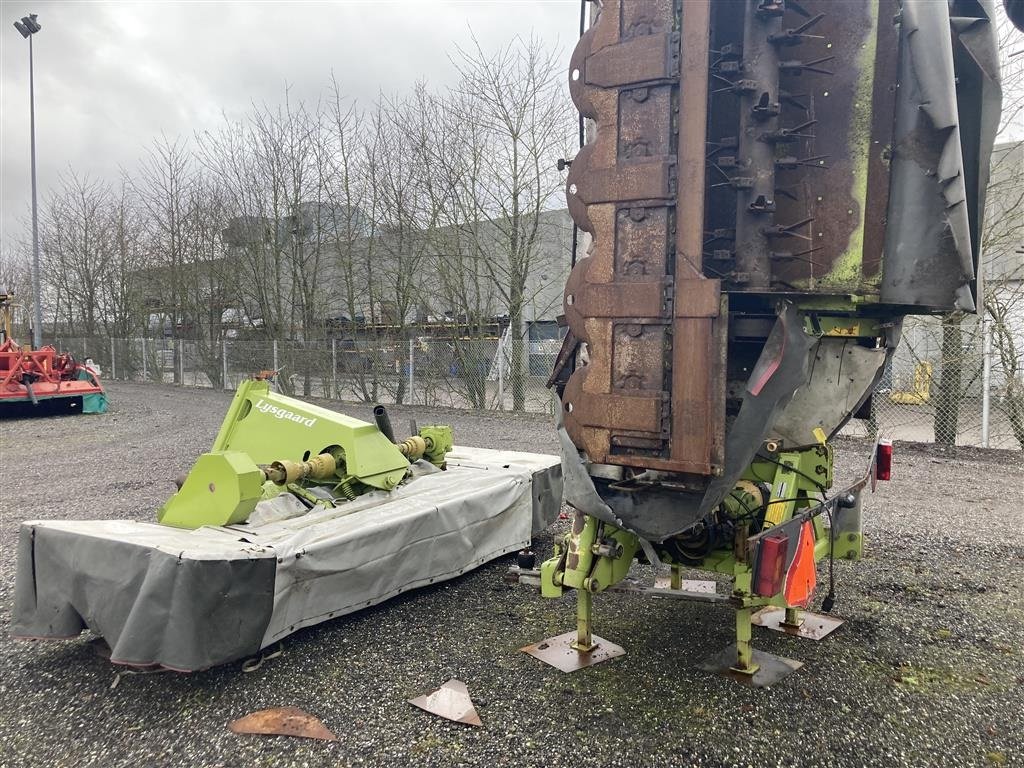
[373,404,396,443]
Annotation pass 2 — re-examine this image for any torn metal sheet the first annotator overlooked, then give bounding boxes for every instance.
[881,0,1003,312]
[407,679,482,727]
[12,447,562,671]
[771,338,888,446]
[229,707,337,741]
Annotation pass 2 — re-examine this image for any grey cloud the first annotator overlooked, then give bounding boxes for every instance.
[1,0,577,249]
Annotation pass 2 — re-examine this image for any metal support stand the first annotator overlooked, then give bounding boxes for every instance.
[699,642,803,688]
[670,564,682,591]
[572,589,596,652]
[752,606,844,640]
[520,588,625,673]
[700,608,803,687]
[782,606,804,629]
[734,607,759,675]
[700,565,804,687]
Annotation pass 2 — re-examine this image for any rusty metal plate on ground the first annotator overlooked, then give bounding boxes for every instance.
[698,644,803,688]
[228,707,338,741]
[407,679,482,727]
[751,607,844,641]
[520,631,625,673]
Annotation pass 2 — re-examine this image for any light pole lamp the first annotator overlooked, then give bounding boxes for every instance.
[13,13,42,348]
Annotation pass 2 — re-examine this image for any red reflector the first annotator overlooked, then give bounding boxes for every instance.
[754,534,788,597]
[876,439,893,481]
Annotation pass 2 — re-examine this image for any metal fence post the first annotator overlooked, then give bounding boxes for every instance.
[110,337,116,380]
[178,339,185,386]
[141,337,147,381]
[408,338,415,405]
[331,338,337,399]
[981,317,992,448]
[222,338,229,391]
[273,339,279,372]
[497,341,505,411]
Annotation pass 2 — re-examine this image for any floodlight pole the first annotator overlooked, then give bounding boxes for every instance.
[28,30,41,348]
[14,13,43,348]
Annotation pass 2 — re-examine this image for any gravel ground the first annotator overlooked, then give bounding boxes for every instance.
[1,381,1023,768]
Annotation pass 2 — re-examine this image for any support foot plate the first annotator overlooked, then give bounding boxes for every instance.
[520,631,625,673]
[751,608,844,640]
[653,575,717,593]
[698,644,802,687]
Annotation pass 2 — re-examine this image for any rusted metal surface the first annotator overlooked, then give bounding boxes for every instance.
[558,0,1001,539]
[408,679,483,727]
[705,0,895,294]
[751,607,845,640]
[698,644,803,688]
[562,0,723,478]
[520,630,626,673]
[860,0,901,280]
[228,707,338,741]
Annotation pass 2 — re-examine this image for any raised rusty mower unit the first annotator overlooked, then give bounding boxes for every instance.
[0,292,107,415]
[513,0,1003,685]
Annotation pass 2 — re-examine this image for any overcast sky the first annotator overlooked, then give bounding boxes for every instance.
[2,2,1021,258]
[0,0,578,250]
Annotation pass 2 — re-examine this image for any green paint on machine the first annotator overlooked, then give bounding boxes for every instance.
[158,379,451,529]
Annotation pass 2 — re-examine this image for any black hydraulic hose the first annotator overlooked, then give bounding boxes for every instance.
[373,404,396,443]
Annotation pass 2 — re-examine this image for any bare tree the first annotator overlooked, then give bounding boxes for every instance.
[132,135,197,382]
[981,148,1023,446]
[197,90,336,393]
[99,179,148,340]
[980,16,1024,448]
[39,171,115,337]
[448,34,573,410]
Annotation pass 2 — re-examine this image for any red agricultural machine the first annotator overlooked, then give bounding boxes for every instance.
[0,292,107,414]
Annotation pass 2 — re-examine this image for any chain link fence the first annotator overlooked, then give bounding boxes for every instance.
[41,322,1023,450]
[839,316,1022,450]
[43,333,558,416]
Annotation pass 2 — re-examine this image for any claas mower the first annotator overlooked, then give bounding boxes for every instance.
[511,0,1003,685]
[13,378,561,670]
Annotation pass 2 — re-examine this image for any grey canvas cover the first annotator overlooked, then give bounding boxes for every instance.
[12,447,562,671]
